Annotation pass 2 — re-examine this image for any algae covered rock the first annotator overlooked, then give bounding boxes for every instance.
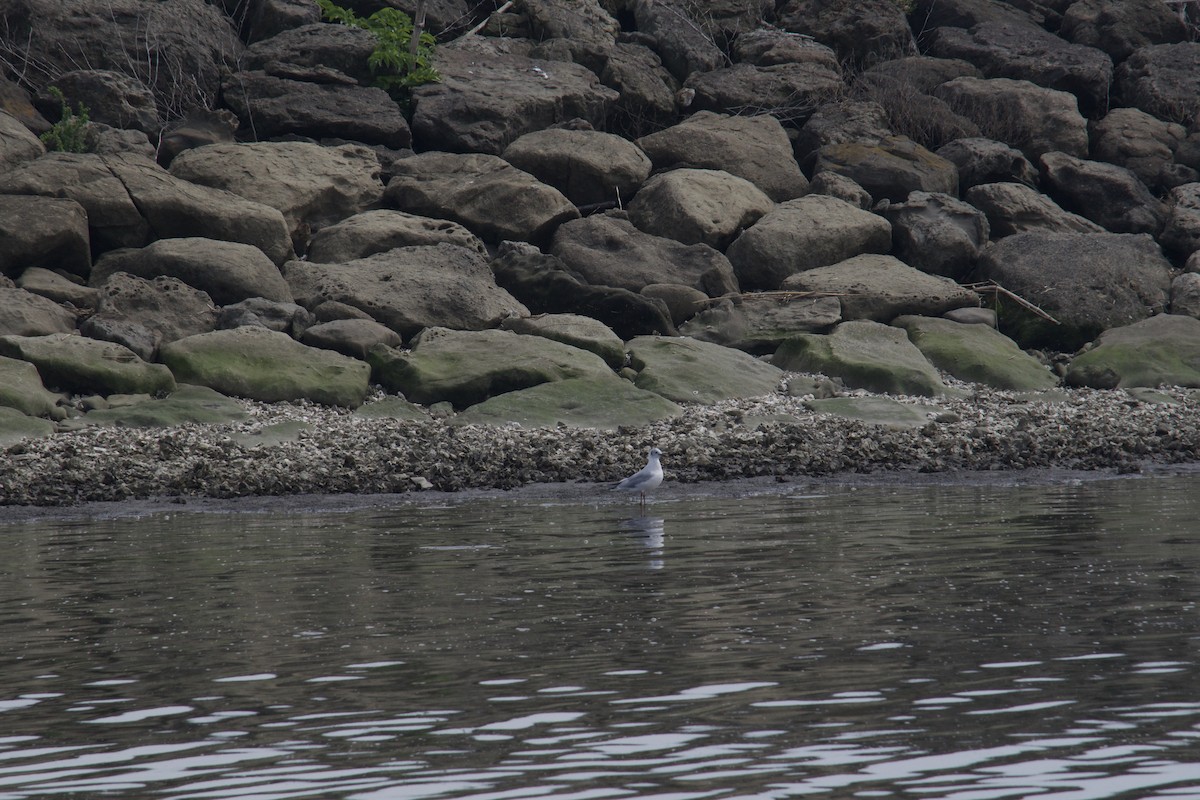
[774,320,948,396]
[79,384,248,427]
[0,333,176,396]
[1065,314,1200,389]
[159,327,371,407]
[454,376,682,429]
[893,315,1058,390]
[806,395,941,428]
[0,406,56,447]
[626,336,784,404]
[500,313,627,370]
[0,354,64,419]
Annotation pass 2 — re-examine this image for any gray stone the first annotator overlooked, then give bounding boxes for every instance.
[0,354,63,419]
[965,182,1106,238]
[1060,0,1187,60]
[306,210,487,263]
[876,192,990,280]
[159,326,371,407]
[1065,314,1200,389]
[1170,272,1200,317]
[0,406,56,447]
[807,171,873,209]
[216,298,314,336]
[37,69,160,134]
[240,21,377,84]
[781,254,979,322]
[455,376,682,429]
[353,396,428,421]
[500,313,626,370]
[627,168,774,251]
[600,41,680,136]
[0,110,44,172]
[679,294,842,354]
[935,137,1038,191]
[501,129,651,207]
[806,395,941,428]
[0,195,90,279]
[0,333,176,395]
[932,77,1089,159]
[0,287,77,336]
[1090,107,1187,193]
[893,314,1058,390]
[777,0,916,64]
[683,62,845,128]
[15,268,98,309]
[300,318,404,361]
[82,272,218,360]
[813,135,958,203]
[734,27,840,69]
[78,384,248,428]
[641,284,709,326]
[632,0,725,81]
[793,100,893,168]
[1039,151,1166,235]
[726,194,892,291]
[774,320,949,396]
[1160,183,1200,261]
[626,336,784,404]
[1114,43,1200,125]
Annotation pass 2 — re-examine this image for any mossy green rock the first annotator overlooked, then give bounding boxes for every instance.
[0,406,56,447]
[1065,314,1200,389]
[774,319,949,396]
[0,354,64,419]
[500,313,627,370]
[159,327,371,407]
[806,396,940,428]
[367,327,617,409]
[893,315,1058,390]
[0,333,176,396]
[80,384,248,427]
[455,376,683,429]
[627,335,784,403]
[353,396,429,421]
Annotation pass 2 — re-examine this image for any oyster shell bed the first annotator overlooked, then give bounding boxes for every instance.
[3,377,1199,507]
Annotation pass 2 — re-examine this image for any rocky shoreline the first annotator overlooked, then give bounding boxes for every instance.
[3,374,1198,507]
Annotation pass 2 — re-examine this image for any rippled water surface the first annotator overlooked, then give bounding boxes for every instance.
[5,474,1200,799]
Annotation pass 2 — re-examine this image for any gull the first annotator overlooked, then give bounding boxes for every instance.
[615,447,663,512]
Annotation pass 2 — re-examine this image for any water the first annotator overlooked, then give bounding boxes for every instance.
[4,473,1200,799]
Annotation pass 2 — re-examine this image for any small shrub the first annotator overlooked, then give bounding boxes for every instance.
[316,0,439,94]
[39,86,92,153]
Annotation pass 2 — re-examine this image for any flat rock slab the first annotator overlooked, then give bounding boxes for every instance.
[0,354,63,419]
[1065,314,1200,389]
[230,420,312,449]
[367,327,618,409]
[893,315,1059,391]
[159,327,371,408]
[454,376,683,429]
[806,396,941,429]
[0,333,176,396]
[680,295,842,354]
[626,336,784,404]
[306,210,488,263]
[0,406,55,447]
[79,384,248,427]
[353,396,429,421]
[501,128,651,207]
[774,319,949,396]
[813,135,959,203]
[500,313,627,370]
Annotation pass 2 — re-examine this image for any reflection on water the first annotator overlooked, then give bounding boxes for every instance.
[3,475,1200,798]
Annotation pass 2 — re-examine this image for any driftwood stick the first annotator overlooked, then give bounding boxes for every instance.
[693,290,848,308]
[962,280,1061,325]
[463,1,514,37]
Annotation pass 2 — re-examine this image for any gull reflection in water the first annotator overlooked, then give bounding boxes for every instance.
[619,515,665,570]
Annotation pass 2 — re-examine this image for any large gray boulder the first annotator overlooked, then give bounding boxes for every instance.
[777,0,916,64]
[284,244,526,338]
[239,21,376,84]
[1039,151,1166,235]
[90,238,293,306]
[636,112,809,202]
[936,137,1038,191]
[168,142,384,241]
[932,77,1088,159]
[627,169,774,250]
[632,0,725,81]
[1090,107,1188,193]
[726,194,892,290]
[409,40,618,154]
[384,152,579,244]
[1060,0,1188,61]
[626,335,784,404]
[0,287,77,336]
[683,62,845,127]
[977,231,1174,349]
[500,128,651,208]
[775,319,949,396]
[36,69,160,135]
[0,355,64,419]
[965,182,1105,238]
[454,376,682,430]
[499,313,627,370]
[81,272,218,361]
[367,326,616,408]
[550,213,738,296]
[781,254,979,322]
[299,318,403,361]
[160,327,371,407]
[0,195,90,279]
[76,383,248,429]
[893,315,1058,390]
[1114,43,1200,124]
[1160,183,1200,262]
[0,333,176,395]
[812,135,959,203]
[875,191,989,280]
[306,210,488,263]
[0,406,56,447]
[1065,314,1200,389]
[600,41,681,135]
[679,294,842,354]
[0,110,44,172]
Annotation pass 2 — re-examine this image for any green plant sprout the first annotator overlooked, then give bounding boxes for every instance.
[316,0,439,93]
[39,86,92,153]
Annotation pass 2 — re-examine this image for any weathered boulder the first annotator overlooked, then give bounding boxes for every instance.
[0,355,63,419]
[679,294,842,354]
[306,210,488,263]
[160,327,370,407]
[641,284,708,326]
[490,244,676,339]
[1090,107,1187,193]
[861,54,982,92]
[935,137,1038,191]
[977,231,1174,349]
[777,0,916,64]
[793,100,893,168]
[600,41,680,136]
[521,0,619,54]
[35,69,160,135]
[300,318,403,361]
[1060,0,1188,61]
[805,395,942,429]
[0,406,55,446]
[81,272,218,361]
[631,0,724,81]
[808,171,873,208]
[964,182,1105,238]
[384,152,579,244]
[367,326,616,408]
[216,298,314,336]
[410,40,618,154]
[0,110,44,171]
[1114,43,1200,125]
[15,268,98,309]
[812,135,958,203]
[0,287,76,336]
[90,238,292,306]
[626,335,784,404]
[454,376,682,429]
[1160,183,1200,261]
[501,128,651,207]
[0,333,176,395]
[76,383,248,429]
[636,111,809,202]
[500,313,626,370]
[909,0,1045,30]
[1039,151,1166,236]
[927,22,1113,115]
[239,21,377,85]
[627,168,773,250]
[726,194,892,290]
[1171,272,1200,317]
[774,319,949,396]
[893,315,1058,390]
[932,77,1088,159]
[221,71,411,148]
[168,142,384,242]
[875,192,989,280]
[0,195,90,278]
[550,213,738,296]
[1065,314,1200,389]
[287,244,521,337]
[734,27,841,69]
[683,62,844,127]
[781,254,979,322]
